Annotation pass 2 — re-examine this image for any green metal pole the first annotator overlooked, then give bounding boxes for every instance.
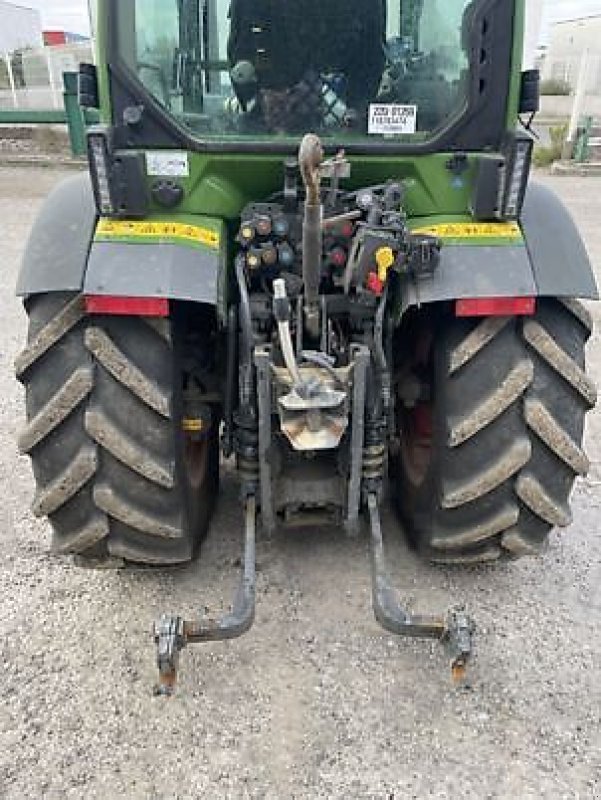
[63,71,87,156]
[574,116,593,164]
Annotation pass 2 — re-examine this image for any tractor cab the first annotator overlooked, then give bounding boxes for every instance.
[117,0,469,138]
[102,0,516,154]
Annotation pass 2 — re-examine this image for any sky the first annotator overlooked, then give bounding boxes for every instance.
[16,0,92,35]
[10,0,601,37]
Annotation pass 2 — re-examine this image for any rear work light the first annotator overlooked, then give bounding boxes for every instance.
[499,134,534,220]
[87,126,116,217]
[84,295,170,317]
[455,297,536,317]
[471,134,534,222]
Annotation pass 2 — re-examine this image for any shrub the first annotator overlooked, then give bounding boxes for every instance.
[533,123,568,168]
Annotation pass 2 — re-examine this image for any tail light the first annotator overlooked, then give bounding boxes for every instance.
[456,297,536,317]
[84,295,169,317]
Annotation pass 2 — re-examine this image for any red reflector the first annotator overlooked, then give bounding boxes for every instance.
[455,297,536,318]
[366,272,384,296]
[84,295,169,317]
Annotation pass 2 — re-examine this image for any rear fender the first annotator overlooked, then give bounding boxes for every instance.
[83,216,228,321]
[16,175,227,320]
[401,181,598,313]
[16,173,97,297]
[520,181,597,299]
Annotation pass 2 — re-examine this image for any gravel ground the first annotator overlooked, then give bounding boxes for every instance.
[1,167,600,800]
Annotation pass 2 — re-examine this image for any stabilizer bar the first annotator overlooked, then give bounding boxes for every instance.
[153,495,257,696]
[367,493,474,682]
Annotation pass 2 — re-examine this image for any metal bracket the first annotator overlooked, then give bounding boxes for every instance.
[367,493,474,682]
[153,495,257,696]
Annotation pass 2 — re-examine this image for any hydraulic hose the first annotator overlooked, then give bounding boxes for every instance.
[370,286,391,423]
[374,285,389,372]
[235,254,254,406]
[273,279,302,387]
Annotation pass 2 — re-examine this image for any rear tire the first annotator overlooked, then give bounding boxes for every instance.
[16,293,219,565]
[395,299,595,564]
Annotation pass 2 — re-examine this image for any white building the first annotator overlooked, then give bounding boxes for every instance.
[524,0,545,70]
[0,0,43,55]
[542,15,601,93]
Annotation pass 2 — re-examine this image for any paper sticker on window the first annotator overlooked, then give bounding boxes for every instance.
[368,104,417,135]
[146,151,189,178]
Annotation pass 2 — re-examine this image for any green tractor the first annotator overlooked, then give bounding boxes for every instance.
[16,0,597,692]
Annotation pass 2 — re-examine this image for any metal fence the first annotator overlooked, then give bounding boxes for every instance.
[0,43,93,110]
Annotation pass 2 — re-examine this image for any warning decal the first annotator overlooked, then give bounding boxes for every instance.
[368,104,417,135]
[411,222,523,241]
[95,219,220,249]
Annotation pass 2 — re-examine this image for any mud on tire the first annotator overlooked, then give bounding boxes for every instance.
[395,299,596,564]
[16,293,218,565]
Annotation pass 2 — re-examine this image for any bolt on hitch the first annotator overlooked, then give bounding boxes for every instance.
[367,493,475,683]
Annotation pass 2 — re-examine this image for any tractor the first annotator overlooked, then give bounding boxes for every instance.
[16,0,597,693]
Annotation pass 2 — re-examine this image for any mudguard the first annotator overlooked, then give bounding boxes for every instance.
[16,173,97,296]
[402,181,598,311]
[83,216,228,319]
[520,182,598,299]
[16,174,227,318]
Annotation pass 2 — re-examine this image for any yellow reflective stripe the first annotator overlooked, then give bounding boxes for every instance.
[96,219,220,248]
[411,222,522,239]
[182,418,205,433]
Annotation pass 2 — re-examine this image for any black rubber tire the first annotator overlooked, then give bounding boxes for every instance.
[396,299,596,564]
[16,293,219,565]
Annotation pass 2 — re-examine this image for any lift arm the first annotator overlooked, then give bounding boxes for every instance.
[153,494,257,695]
[367,493,474,682]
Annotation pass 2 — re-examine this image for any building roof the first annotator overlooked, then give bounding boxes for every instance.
[555,13,601,25]
[0,0,37,12]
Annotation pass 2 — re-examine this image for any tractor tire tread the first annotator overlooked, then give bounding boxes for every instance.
[523,319,597,407]
[84,326,171,417]
[52,513,110,555]
[85,409,175,489]
[441,437,531,509]
[524,396,589,475]
[430,504,518,551]
[15,295,85,378]
[93,483,183,540]
[398,298,594,565]
[448,316,511,374]
[32,443,98,518]
[448,359,533,446]
[19,293,216,565]
[18,366,94,454]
